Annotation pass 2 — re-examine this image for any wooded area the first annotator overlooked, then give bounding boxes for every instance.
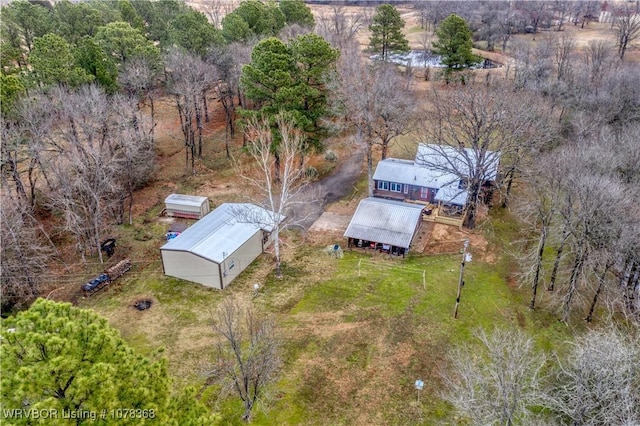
[1,0,639,424]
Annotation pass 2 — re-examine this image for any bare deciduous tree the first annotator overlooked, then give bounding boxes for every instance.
[416,79,550,228]
[1,93,57,208]
[332,44,415,197]
[581,40,615,89]
[553,32,577,82]
[109,95,156,225]
[545,326,640,425]
[118,56,160,144]
[208,42,252,157]
[165,48,217,173]
[315,5,364,49]
[443,328,545,425]
[518,123,640,322]
[514,0,552,35]
[237,113,309,278]
[41,85,155,263]
[515,156,564,310]
[210,297,280,422]
[612,2,640,60]
[511,37,553,91]
[475,1,520,53]
[46,86,119,264]
[0,194,55,313]
[202,0,231,29]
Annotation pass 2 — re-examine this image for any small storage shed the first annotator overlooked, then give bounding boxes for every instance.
[344,197,424,256]
[164,194,210,219]
[160,203,282,289]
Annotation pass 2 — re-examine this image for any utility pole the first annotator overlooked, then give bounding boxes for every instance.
[453,239,471,319]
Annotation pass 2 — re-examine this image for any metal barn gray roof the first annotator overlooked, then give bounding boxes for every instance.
[344,198,424,249]
[415,143,500,182]
[161,203,281,263]
[373,158,459,189]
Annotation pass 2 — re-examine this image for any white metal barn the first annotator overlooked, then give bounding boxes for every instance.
[164,194,210,219]
[160,203,282,289]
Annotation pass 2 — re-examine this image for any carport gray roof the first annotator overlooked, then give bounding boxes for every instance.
[344,198,424,249]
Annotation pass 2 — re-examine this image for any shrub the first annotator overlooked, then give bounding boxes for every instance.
[305,166,319,180]
[324,150,338,162]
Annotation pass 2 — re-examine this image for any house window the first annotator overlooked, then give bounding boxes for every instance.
[390,183,402,192]
[377,181,389,190]
[229,260,235,270]
[404,184,409,194]
[420,187,429,199]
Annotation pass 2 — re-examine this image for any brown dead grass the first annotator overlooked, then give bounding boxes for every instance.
[46,6,627,423]
[418,221,496,264]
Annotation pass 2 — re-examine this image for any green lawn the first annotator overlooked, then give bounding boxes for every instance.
[82,206,571,425]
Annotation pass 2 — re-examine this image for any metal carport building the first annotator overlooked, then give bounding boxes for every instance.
[344,197,424,256]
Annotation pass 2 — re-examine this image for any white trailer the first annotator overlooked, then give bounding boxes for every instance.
[164,194,210,219]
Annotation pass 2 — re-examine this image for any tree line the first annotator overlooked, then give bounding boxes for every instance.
[0,0,320,313]
[445,325,640,425]
[2,1,640,423]
[3,1,639,324]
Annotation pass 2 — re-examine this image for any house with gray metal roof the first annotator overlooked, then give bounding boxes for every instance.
[415,143,500,182]
[343,198,424,256]
[160,203,282,289]
[373,158,468,207]
[372,143,499,207]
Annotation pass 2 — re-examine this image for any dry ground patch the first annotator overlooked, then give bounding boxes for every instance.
[55,5,604,422]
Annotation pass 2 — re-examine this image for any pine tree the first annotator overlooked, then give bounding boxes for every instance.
[432,14,481,73]
[369,4,410,61]
[0,299,218,425]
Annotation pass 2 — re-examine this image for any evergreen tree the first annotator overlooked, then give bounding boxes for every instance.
[221,12,252,43]
[240,34,339,150]
[95,21,161,68]
[29,33,94,87]
[0,74,25,115]
[279,0,315,29]
[168,10,223,57]
[369,4,409,61]
[432,14,481,73]
[0,299,218,425]
[75,36,119,94]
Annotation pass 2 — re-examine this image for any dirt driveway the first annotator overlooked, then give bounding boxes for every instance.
[290,144,364,230]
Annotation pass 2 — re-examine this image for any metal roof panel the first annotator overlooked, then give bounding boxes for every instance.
[161,203,282,263]
[344,198,424,248]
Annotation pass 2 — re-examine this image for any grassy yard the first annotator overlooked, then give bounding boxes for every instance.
[82,206,570,425]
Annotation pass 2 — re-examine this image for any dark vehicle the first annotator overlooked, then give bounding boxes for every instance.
[81,259,132,297]
[101,238,116,257]
[82,273,110,296]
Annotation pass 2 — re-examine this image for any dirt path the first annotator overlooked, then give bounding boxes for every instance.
[289,145,365,230]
